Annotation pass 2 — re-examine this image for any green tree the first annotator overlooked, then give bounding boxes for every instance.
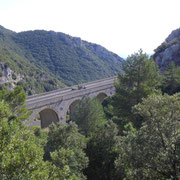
[50,148,79,180]
[85,121,119,180]
[44,122,88,180]
[102,96,114,120]
[115,93,180,179]
[161,62,180,95]
[71,96,107,137]
[111,50,161,129]
[0,87,81,180]
[71,97,119,180]
[0,86,30,121]
[0,101,52,180]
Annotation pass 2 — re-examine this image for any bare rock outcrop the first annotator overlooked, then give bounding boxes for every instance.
[0,62,23,88]
[153,28,180,70]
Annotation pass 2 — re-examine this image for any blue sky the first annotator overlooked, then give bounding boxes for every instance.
[0,0,180,58]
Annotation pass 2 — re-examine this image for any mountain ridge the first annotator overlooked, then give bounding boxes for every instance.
[0,25,124,94]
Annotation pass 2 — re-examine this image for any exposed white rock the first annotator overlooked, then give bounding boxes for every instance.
[0,62,23,87]
[154,28,180,70]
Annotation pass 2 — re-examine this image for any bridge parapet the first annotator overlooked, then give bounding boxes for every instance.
[26,77,116,128]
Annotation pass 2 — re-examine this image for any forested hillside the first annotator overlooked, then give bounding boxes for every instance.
[0,51,179,179]
[0,25,124,94]
[0,25,65,94]
[13,30,123,85]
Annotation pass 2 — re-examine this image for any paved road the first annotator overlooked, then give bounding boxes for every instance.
[26,77,115,105]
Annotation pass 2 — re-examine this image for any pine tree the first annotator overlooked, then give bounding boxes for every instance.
[111,50,161,128]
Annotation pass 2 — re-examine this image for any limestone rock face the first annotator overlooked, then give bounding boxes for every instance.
[83,42,122,64]
[57,32,123,64]
[153,28,180,70]
[166,29,180,42]
[0,62,23,88]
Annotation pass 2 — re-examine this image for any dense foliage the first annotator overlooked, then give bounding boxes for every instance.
[111,50,161,129]
[0,49,180,179]
[161,62,180,95]
[0,25,123,95]
[14,30,123,86]
[0,88,52,179]
[70,96,119,180]
[0,26,64,95]
[44,122,88,180]
[115,93,180,179]
[85,121,119,180]
[71,97,107,137]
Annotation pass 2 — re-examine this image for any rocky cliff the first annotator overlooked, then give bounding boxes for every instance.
[0,62,23,88]
[153,28,180,70]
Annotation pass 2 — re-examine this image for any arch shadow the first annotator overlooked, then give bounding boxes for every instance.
[66,99,81,122]
[96,92,108,103]
[38,108,59,128]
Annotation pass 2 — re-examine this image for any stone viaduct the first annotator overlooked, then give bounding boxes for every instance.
[26,77,116,128]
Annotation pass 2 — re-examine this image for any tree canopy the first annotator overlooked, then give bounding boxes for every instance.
[0,101,52,179]
[111,50,161,128]
[44,122,88,180]
[71,96,107,137]
[115,93,180,179]
[1,48,180,179]
[161,62,180,95]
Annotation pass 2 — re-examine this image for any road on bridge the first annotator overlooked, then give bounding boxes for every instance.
[26,77,116,106]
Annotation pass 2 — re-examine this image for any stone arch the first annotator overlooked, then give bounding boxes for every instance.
[38,108,59,128]
[66,98,81,122]
[96,92,108,103]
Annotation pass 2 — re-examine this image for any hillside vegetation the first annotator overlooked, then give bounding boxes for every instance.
[0,25,123,94]
[0,50,179,179]
[0,26,65,95]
